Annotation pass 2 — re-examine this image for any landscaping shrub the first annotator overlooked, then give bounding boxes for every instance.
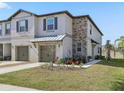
[56,56,88,65]
[95,55,100,59]
[0,56,3,61]
[100,56,105,59]
[95,55,105,60]
[87,56,92,62]
[59,58,65,64]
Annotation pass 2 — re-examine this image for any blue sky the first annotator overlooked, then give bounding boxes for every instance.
[0,2,124,45]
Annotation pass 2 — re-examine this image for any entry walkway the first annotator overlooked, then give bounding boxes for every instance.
[52,60,101,68]
[0,83,39,91]
[82,60,101,68]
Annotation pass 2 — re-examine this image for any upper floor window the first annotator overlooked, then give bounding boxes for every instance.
[0,25,2,35]
[77,42,81,52]
[5,23,11,35]
[90,24,92,35]
[43,17,58,31]
[17,20,28,32]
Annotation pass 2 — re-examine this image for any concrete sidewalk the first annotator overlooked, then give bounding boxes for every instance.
[0,83,39,91]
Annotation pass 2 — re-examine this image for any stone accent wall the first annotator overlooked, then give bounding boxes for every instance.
[72,17,88,57]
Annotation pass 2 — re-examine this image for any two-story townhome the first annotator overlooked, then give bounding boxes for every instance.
[0,9,103,62]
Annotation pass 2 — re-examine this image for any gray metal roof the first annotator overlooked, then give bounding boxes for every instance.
[31,34,66,42]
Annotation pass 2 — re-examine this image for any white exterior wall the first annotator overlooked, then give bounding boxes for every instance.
[11,40,38,62]
[56,42,63,59]
[87,19,102,57]
[0,22,11,41]
[63,36,72,58]
[35,14,72,36]
[0,11,73,62]
[65,15,72,35]
[3,44,11,57]
[10,12,38,62]
[35,14,72,59]
[11,12,35,39]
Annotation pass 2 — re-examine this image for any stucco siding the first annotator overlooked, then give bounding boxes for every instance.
[36,14,70,36]
[0,10,103,62]
[11,12,35,39]
[65,15,72,35]
[87,19,102,45]
[63,36,72,58]
[11,39,38,62]
[3,44,11,57]
[0,22,11,39]
[87,19,102,57]
[56,43,63,59]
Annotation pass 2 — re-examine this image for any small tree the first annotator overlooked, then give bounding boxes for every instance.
[115,36,124,59]
[104,40,113,62]
[118,41,124,59]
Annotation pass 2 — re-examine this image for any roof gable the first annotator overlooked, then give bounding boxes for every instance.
[8,9,37,20]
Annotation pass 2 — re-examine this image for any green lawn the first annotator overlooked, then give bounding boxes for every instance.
[0,59,124,91]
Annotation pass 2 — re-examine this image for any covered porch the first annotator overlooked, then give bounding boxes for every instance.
[91,39,100,60]
[31,35,66,62]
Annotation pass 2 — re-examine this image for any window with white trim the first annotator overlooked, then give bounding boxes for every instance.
[43,17,58,31]
[47,18,54,31]
[17,20,28,32]
[5,23,11,35]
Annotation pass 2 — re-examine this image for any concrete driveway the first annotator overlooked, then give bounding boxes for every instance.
[0,83,39,91]
[0,62,45,74]
[0,61,46,91]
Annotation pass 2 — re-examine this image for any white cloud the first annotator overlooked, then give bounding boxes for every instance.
[0,2,11,9]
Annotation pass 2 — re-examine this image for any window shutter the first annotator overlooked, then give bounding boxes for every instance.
[54,17,58,30]
[16,21,19,32]
[43,19,46,31]
[25,20,28,31]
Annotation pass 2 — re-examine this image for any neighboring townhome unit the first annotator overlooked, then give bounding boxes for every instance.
[0,9,103,62]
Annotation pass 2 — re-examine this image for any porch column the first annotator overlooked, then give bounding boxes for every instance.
[11,45,16,61]
[56,42,63,59]
[3,44,4,60]
[3,43,11,61]
[0,44,3,60]
[29,42,39,62]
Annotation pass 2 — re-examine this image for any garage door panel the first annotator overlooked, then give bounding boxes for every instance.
[39,45,55,62]
[16,46,29,61]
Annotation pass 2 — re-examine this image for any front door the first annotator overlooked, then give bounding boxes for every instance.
[17,46,29,61]
[39,45,55,62]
